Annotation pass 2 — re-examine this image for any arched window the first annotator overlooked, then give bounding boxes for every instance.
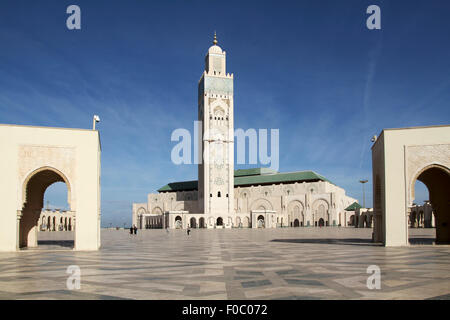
[218,191,221,197]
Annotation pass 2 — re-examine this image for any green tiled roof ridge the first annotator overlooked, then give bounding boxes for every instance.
[157,169,334,193]
[344,202,362,211]
[157,180,198,192]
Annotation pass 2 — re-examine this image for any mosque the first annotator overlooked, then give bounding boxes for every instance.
[132,35,357,230]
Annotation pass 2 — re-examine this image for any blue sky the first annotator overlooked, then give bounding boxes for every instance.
[1,0,449,227]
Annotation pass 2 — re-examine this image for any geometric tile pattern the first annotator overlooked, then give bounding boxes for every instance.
[0,228,449,300]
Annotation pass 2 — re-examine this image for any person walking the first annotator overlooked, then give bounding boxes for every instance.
[129,226,133,234]
[133,225,138,235]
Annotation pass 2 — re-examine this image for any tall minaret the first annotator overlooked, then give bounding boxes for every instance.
[198,33,234,217]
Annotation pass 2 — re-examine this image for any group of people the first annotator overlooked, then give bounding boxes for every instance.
[129,225,138,235]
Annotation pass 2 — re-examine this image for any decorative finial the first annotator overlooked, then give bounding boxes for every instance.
[213,31,218,45]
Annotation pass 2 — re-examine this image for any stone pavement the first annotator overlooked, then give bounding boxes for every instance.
[0,228,449,300]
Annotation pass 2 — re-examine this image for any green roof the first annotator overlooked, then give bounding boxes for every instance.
[234,168,278,177]
[157,169,333,192]
[157,180,198,192]
[345,202,362,211]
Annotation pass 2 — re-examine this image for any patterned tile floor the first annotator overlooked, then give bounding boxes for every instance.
[0,228,449,300]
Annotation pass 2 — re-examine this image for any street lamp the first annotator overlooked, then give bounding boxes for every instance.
[359,179,368,208]
[93,115,100,130]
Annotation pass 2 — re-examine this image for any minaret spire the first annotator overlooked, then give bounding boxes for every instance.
[213,31,218,45]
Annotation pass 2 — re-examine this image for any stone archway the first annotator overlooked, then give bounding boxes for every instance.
[0,125,101,252]
[236,217,241,228]
[190,217,197,228]
[411,164,450,243]
[349,215,355,226]
[243,216,250,228]
[250,198,273,211]
[313,199,329,227]
[19,167,73,249]
[257,215,265,228]
[318,218,325,227]
[175,216,182,229]
[199,217,205,228]
[287,200,304,228]
[371,125,450,246]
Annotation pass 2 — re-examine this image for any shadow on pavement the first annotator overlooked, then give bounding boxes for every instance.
[271,238,381,246]
[36,240,74,248]
[408,237,436,245]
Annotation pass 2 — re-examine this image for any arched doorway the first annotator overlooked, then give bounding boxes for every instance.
[318,218,325,227]
[190,217,197,228]
[236,217,241,228]
[19,167,73,249]
[349,215,355,226]
[412,165,450,243]
[257,215,265,228]
[316,204,328,227]
[199,217,205,228]
[243,216,250,228]
[216,217,223,227]
[294,219,299,227]
[175,216,182,229]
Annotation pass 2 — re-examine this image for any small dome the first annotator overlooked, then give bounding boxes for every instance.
[208,44,223,54]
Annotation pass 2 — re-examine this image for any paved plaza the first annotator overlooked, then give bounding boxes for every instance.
[0,228,449,300]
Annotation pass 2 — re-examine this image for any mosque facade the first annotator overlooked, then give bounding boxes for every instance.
[132,35,357,230]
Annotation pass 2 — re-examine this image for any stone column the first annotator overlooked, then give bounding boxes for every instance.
[16,211,23,251]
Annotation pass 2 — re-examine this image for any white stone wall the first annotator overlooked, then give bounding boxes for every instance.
[0,124,101,252]
[134,180,356,229]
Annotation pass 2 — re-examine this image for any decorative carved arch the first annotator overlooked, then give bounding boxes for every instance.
[213,106,225,116]
[152,207,163,215]
[250,198,274,211]
[287,200,305,215]
[210,99,228,113]
[137,207,147,215]
[21,166,72,211]
[312,198,330,211]
[174,202,184,211]
[409,163,450,206]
